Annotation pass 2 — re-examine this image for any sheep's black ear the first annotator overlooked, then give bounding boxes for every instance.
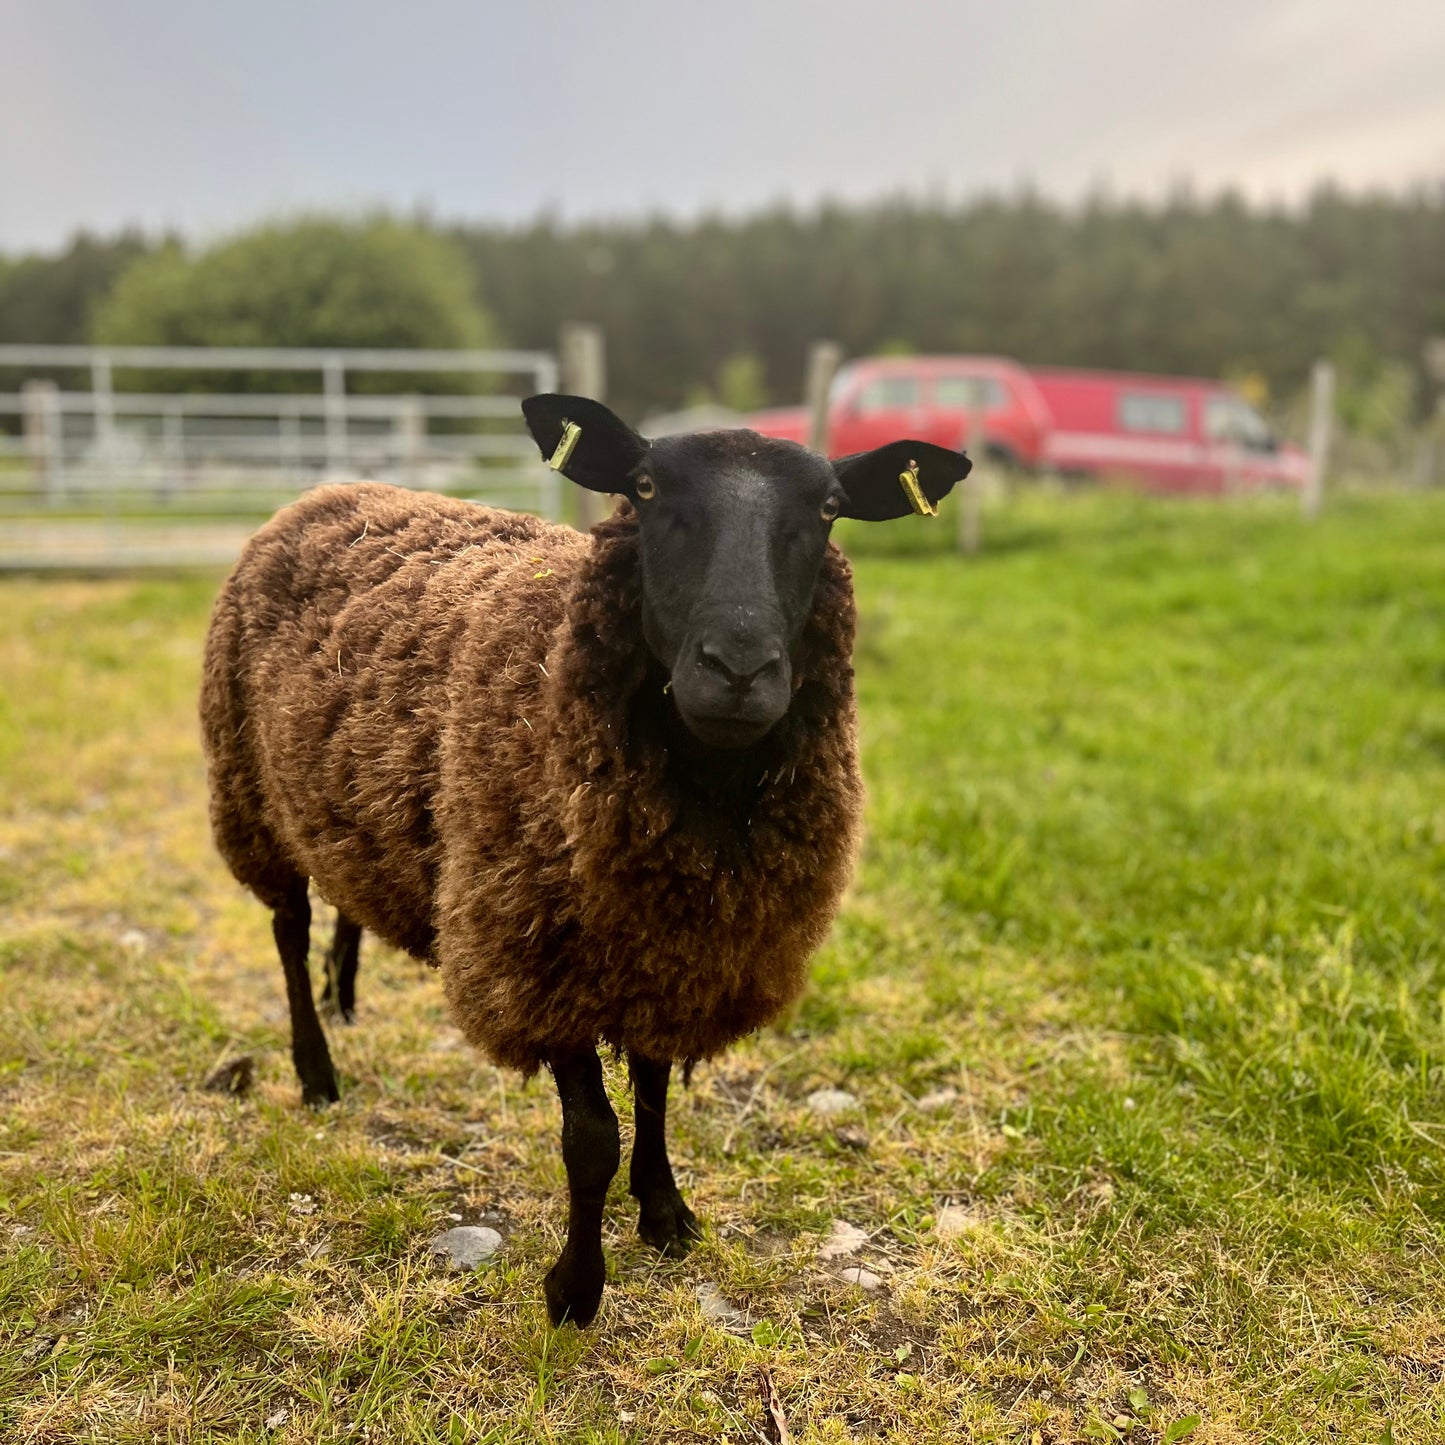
[832,440,972,522]
[522,394,650,496]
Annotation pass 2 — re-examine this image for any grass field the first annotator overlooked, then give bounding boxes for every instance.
[2,490,1443,1443]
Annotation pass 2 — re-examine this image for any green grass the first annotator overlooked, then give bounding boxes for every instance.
[1,490,1443,1442]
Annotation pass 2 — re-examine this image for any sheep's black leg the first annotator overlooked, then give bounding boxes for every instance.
[544,1045,619,1327]
[629,1053,700,1257]
[319,912,362,1023]
[272,880,340,1106]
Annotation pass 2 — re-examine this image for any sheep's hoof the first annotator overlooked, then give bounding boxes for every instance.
[299,1070,341,1108]
[318,984,356,1025]
[638,1190,701,1258]
[544,1256,605,1328]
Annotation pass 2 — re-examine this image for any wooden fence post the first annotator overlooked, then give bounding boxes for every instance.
[958,399,984,554]
[160,400,182,503]
[396,395,425,488]
[280,400,302,485]
[1435,397,1445,489]
[1423,338,1445,489]
[91,354,115,490]
[324,354,348,476]
[1302,359,1335,520]
[804,341,843,455]
[22,379,61,504]
[560,323,607,530]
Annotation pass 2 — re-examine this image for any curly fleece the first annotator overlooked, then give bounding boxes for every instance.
[200,481,864,1072]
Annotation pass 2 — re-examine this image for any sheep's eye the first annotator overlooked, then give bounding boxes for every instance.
[635,475,657,500]
[819,495,840,522]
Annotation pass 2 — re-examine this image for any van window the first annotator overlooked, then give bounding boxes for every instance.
[1119,393,1186,434]
[854,375,920,414]
[935,376,1005,410]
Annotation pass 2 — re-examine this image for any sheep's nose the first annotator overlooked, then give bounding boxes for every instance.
[699,640,782,690]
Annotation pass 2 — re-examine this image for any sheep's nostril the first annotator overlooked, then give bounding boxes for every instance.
[699,644,744,685]
[699,643,781,689]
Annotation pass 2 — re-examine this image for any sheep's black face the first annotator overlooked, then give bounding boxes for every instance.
[633,431,840,748]
[522,395,972,751]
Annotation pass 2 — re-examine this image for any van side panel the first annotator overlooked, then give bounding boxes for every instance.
[1030,370,1216,492]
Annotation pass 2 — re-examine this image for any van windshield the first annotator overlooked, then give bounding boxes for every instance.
[828,365,857,407]
[1205,397,1275,450]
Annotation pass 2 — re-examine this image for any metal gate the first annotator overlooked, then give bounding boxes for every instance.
[0,344,559,569]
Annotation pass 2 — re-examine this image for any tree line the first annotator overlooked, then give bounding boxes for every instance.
[3,186,1442,435]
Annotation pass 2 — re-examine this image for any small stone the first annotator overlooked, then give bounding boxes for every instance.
[839,1266,883,1290]
[428,1225,502,1270]
[118,929,148,955]
[695,1282,750,1332]
[835,1126,869,1151]
[203,1055,255,1097]
[446,1212,463,1222]
[935,1203,981,1239]
[916,1087,959,1112]
[818,1219,869,1259]
[805,1087,858,1116]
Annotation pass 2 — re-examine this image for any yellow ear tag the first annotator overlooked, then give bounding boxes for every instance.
[549,420,582,471]
[899,459,937,517]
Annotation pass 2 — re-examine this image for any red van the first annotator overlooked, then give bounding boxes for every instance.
[746,355,1309,494]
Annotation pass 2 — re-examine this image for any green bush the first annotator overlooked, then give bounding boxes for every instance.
[93,217,496,393]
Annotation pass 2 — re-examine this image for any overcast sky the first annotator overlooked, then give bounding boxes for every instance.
[5,0,1444,252]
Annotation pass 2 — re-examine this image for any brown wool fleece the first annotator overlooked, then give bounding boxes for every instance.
[201,482,864,1072]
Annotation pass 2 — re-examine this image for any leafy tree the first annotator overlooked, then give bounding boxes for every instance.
[93,217,495,393]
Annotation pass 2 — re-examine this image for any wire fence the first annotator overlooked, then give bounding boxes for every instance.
[0,345,559,569]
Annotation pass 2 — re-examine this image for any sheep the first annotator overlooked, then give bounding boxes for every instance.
[199,394,969,1325]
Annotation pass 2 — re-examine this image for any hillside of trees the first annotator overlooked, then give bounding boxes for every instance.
[3,187,1442,434]
[0,232,151,352]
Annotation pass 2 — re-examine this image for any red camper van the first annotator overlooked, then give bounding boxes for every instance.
[746,355,1309,494]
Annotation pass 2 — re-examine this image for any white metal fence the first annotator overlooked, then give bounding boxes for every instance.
[0,344,559,569]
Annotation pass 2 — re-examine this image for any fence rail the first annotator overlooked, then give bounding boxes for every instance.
[0,344,560,570]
